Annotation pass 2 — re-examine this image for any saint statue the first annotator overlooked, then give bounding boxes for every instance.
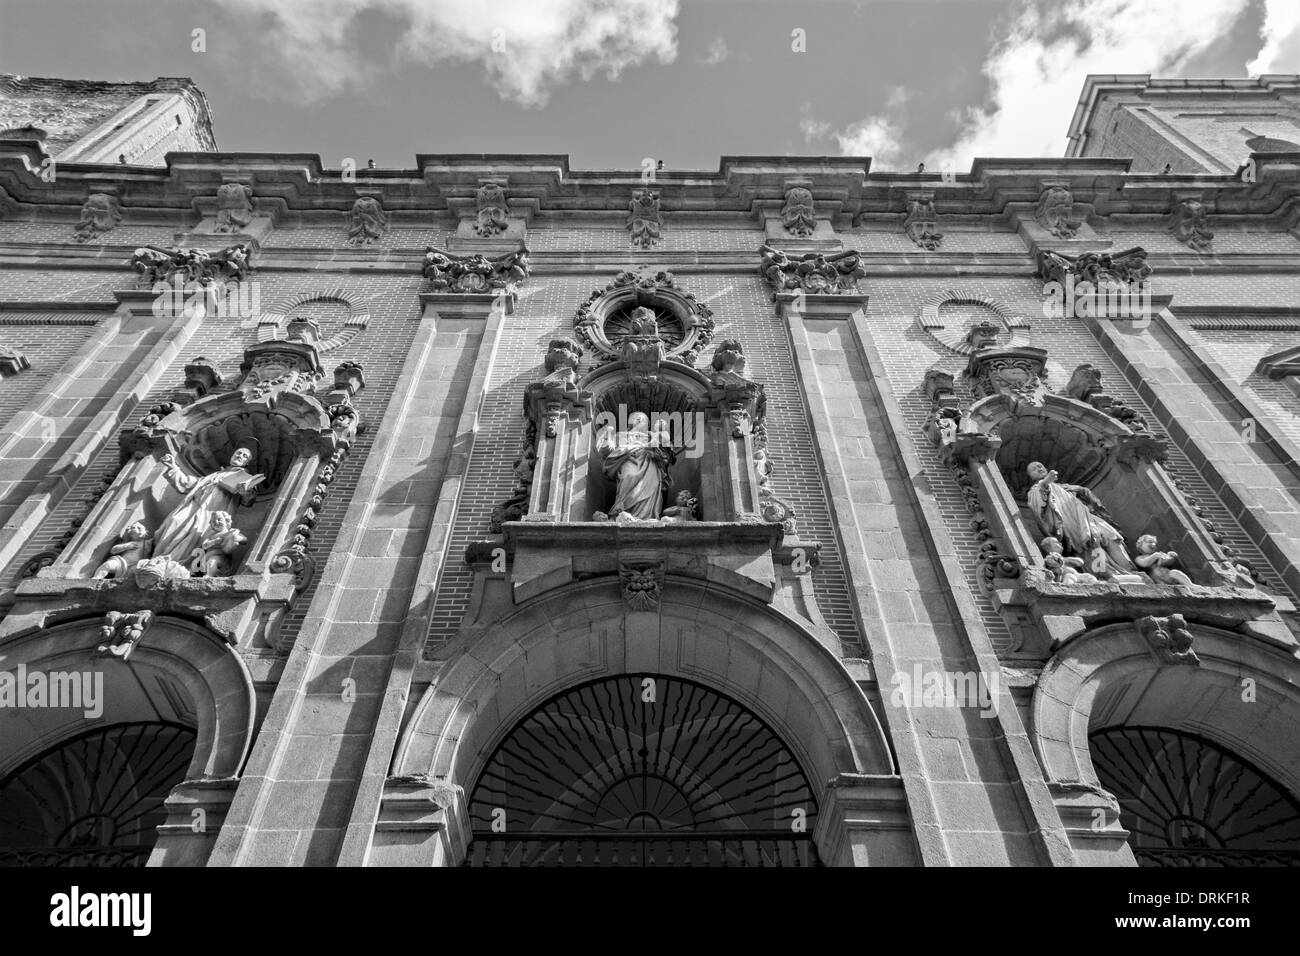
[153,446,264,564]
[1025,461,1134,573]
[596,412,675,520]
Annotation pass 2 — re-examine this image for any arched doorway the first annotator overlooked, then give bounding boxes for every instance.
[464,674,819,866]
[0,721,196,867]
[1091,726,1300,867]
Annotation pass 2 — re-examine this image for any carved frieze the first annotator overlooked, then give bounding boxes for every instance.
[422,245,530,294]
[758,244,865,295]
[74,192,122,243]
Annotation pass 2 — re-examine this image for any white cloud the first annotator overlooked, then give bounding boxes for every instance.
[212,0,679,107]
[815,0,1282,171]
[927,0,1250,170]
[699,36,729,66]
[802,85,908,169]
[1248,0,1300,74]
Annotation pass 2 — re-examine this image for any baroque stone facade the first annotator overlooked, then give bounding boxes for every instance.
[1,74,1300,869]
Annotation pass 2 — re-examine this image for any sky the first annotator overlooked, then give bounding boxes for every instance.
[0,0,1297,172]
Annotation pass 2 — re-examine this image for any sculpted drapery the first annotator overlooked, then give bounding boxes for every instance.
[153,446,264,564]
[1026,461,1134,572]
[597,413,675,520]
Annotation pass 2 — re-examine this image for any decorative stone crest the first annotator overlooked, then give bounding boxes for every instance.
[903,192,942,251]
[1167,199,1213,253]
[781,183,817,237]
[1136,613,1200,666]
[965,346,1050,408]
[130,243,253,288]
[1034,184,1080,239]
[473,180,510,237]
[574,270,715,367]
[74,192,122,243]
[758,244,865,295]
[214,181,255,233]
[422,245,530,294]
[627,188,662,249]
[97,610,154,662]
[346,195,389,245]
[620,561,664,611]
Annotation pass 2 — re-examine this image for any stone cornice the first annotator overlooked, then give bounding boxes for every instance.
[2,149,1299,230]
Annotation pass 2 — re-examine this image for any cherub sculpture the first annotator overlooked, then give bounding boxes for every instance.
[661,490,699,522]
[92,521,154,579]
[196,511,247,576]
[1134,534,1194,587]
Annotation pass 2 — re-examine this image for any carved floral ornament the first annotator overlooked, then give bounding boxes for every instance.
[574,271,715,367]
[130,243,253,288]
[758,244,865,295]
[473,180,510,236]
[422,245,530,294]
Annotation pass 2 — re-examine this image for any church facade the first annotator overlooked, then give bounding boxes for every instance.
[1,73,1299,867]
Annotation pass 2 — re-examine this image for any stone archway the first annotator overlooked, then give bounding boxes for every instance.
[0,616,257,865]
[373,579,914,867]
[1030,621,1300,865]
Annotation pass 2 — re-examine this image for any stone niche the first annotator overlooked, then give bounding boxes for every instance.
[484,271,818,614]
[22,322,363,651]
[922,346,1291,658]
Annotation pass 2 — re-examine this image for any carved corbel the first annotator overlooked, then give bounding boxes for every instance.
[620,560,665,611]
[1136,613,1200,666]
[97,610,154,661]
